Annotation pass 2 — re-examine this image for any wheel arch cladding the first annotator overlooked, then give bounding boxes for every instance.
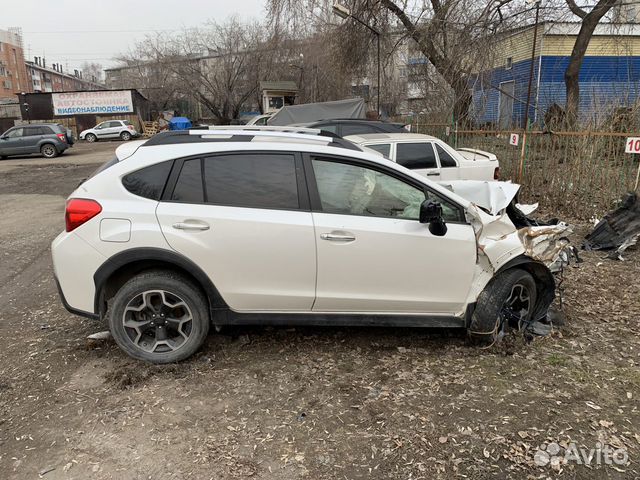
[93,247,227,318]
[497,255,556,322]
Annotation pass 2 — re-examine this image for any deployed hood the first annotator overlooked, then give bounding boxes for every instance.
[439,180,519,215]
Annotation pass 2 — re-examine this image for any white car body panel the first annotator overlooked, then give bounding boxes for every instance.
[345,133,499,182]
[312,213,477,314]
[52,130,568,323]
[155,202,317,311]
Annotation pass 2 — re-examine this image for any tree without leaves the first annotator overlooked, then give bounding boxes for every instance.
[564,0,618,126]
[266,0,530,123]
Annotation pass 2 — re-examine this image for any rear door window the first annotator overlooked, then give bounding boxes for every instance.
[396,143,437,169]
[203,153,299,210]
[171,159,204,203]
[122,160,173,200]
[341,123,379,136]
[367,144,391,159]
[23,127,42,136]
[435,144,457,168]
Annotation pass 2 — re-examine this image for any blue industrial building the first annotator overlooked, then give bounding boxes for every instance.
[470,22,640,128]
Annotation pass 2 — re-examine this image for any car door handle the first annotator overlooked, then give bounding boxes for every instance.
[172,221,210,231]
[426,172,440,176]
[320,232,356,242]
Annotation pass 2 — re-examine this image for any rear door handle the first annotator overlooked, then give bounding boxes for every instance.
[172,221,210,231]
[426,172,440,176]
[320,232,356,242]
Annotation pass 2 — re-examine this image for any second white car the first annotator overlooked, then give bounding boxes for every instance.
[345,133,500,182]
[80,120,140,142]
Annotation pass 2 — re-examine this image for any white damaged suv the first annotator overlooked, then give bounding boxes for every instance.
[52,126,570,363]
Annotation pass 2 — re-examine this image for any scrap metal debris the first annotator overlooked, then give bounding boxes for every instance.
[584,192,640,260]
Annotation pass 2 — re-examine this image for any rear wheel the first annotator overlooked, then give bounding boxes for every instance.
[468,269,537,346]
[40,143,58,158]
[85,133,97,143]
[108,271,210,363]
[120,131,132,141]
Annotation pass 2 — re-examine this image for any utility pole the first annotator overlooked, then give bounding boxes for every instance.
[518,0,541,183]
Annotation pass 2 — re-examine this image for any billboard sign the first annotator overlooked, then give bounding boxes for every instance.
[52,90,133,116]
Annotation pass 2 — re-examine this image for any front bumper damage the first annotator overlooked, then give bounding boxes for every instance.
[440,180,576,337]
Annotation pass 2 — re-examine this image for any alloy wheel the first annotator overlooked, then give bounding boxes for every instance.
[122,290,193,354]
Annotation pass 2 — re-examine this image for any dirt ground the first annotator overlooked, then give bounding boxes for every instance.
[0,141,639,479]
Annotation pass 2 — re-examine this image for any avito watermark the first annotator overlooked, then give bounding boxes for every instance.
[534,441,628,468]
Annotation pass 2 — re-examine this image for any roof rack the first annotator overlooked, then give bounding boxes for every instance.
[142,127,362,151]
[200,125,323,135]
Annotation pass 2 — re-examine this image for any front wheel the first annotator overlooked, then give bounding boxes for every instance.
[40,143,58,158]
[120,131,132,141]
[85,133,97,143]
[108,271,210,363]
[468,269,537,346]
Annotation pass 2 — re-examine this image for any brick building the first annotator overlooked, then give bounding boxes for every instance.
[0,28,29,100]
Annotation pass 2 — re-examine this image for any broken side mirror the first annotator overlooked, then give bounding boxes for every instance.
[419,199,448,237]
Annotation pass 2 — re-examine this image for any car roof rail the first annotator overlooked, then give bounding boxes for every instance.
[200,125,324,135]
[142,128,362,151]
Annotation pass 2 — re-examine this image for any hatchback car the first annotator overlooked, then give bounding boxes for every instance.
[80,120,139,142]
[0,123,72,159]
[52,126,567,363]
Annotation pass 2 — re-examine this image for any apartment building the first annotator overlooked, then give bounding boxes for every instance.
[26,57,103,93]
[0,28,29,100]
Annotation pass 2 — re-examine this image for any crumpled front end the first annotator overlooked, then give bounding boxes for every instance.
[441,180,574,333]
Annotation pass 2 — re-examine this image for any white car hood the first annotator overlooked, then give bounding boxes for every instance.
[439,180,519,215]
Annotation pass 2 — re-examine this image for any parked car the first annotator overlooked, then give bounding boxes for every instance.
[293,119,409,136]
[0,123,72,159]
[52,126,567,364]
[79,120,139,142]
[345,133,500,182]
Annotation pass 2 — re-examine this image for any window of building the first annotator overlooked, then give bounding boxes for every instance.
[505,57,513,70]
[204,153,299,210]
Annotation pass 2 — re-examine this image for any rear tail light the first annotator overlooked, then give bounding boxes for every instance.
[65,198,102,232]
[494,167,501,180]
[57,133,67,142]
[127,125,134,130]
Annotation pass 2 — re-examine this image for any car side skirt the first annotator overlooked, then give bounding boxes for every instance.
[214,310,466,328]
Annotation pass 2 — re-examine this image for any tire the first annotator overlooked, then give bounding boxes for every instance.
[120,131,132,141]
[468,269,537,347]
[85,133,97,143]
[108,270,210,363]
[40,143,58,158]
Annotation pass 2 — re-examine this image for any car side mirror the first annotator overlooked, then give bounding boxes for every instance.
[419,199,447,236]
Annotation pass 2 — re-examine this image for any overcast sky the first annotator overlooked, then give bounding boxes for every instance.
[2,0,265,72]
